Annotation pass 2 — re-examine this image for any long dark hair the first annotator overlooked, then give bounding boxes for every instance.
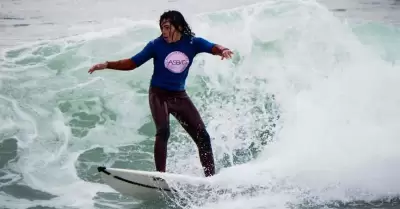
[159,10,195,37]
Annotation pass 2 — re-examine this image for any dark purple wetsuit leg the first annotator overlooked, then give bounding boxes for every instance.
[148,86,215,177]
[149,87,170,173]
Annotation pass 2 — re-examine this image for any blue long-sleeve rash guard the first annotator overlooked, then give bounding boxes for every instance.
[131,35,216,91]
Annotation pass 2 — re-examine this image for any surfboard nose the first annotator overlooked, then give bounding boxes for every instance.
[97,166,106,173]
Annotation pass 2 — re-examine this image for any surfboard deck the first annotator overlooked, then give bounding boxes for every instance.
[97,166,211,200]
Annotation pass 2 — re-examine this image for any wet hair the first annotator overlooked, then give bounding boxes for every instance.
[159,10,195,37]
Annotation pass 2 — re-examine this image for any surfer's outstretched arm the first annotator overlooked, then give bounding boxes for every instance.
[104,59,136,71]
[193,37,233,60]
[88,41,154,73]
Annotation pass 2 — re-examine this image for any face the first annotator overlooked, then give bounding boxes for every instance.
[160,19,181,43]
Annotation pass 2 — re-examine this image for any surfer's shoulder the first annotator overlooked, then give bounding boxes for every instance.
[150,36,164,46]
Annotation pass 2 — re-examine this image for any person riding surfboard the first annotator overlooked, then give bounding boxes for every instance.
[88,10,233,177]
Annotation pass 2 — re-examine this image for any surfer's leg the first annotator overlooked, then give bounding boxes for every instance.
[149,87,170,172]
[170,94,216,177]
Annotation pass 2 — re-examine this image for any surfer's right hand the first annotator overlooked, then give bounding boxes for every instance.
[88,62,107,74]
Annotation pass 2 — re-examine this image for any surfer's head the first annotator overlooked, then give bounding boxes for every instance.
[159,10,195,43]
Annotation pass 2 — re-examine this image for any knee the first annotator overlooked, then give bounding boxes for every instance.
[156,126,170,142]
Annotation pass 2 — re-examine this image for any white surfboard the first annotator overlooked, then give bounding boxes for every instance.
[97,166,211,200]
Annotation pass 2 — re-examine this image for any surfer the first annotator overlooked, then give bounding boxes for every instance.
[88,10,233,177]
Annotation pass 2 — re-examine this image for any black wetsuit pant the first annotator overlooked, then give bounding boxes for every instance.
[149,86,215,177]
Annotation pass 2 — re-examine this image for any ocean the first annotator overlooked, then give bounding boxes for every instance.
[1,0,400,208]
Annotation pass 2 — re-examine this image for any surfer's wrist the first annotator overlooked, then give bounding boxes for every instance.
[212,44,229,56]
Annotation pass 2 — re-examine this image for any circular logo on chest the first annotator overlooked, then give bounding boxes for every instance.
[164,51,189,73]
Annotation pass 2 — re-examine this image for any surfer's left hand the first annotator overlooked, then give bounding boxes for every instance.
[221,49,233,60]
